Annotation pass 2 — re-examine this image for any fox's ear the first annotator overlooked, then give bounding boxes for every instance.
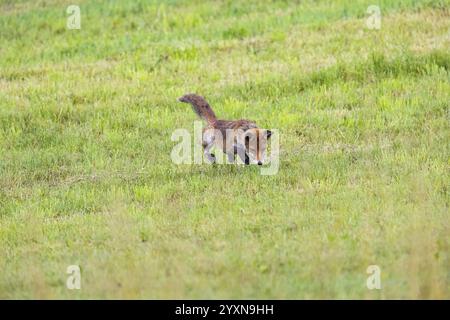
[266,130,272,139]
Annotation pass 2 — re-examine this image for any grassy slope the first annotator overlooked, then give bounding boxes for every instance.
[0,0,449,298]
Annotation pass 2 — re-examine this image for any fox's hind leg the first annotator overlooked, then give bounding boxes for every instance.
[202,134,216,164]
[203,143,215,163]
[226,152,235,163]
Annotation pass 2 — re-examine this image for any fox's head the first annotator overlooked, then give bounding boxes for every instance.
[244,128,272,165]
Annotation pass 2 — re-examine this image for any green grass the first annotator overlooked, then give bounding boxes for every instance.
[0,0,449,299]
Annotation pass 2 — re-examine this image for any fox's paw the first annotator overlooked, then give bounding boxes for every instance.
[210,153,216,164]
[244,154,250,165]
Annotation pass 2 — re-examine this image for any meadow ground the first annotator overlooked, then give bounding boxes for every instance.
[0,0,449,299]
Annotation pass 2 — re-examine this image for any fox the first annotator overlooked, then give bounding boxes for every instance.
[178,94,272,165]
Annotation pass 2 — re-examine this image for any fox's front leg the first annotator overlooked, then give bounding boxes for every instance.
[234,145,250,165]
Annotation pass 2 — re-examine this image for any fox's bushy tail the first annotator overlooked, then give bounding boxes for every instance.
[178,94,217,126]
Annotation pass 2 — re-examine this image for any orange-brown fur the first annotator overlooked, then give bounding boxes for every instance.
[178,94,271,165]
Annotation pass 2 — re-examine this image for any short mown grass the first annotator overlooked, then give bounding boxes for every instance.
[0,0,449,299]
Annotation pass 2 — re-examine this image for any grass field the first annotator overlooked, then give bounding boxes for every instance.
[0,0,449,299]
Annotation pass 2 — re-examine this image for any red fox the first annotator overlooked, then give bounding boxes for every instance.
[178,94,272,165]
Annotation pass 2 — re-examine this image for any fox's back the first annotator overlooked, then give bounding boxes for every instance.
[215,119,256,130]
